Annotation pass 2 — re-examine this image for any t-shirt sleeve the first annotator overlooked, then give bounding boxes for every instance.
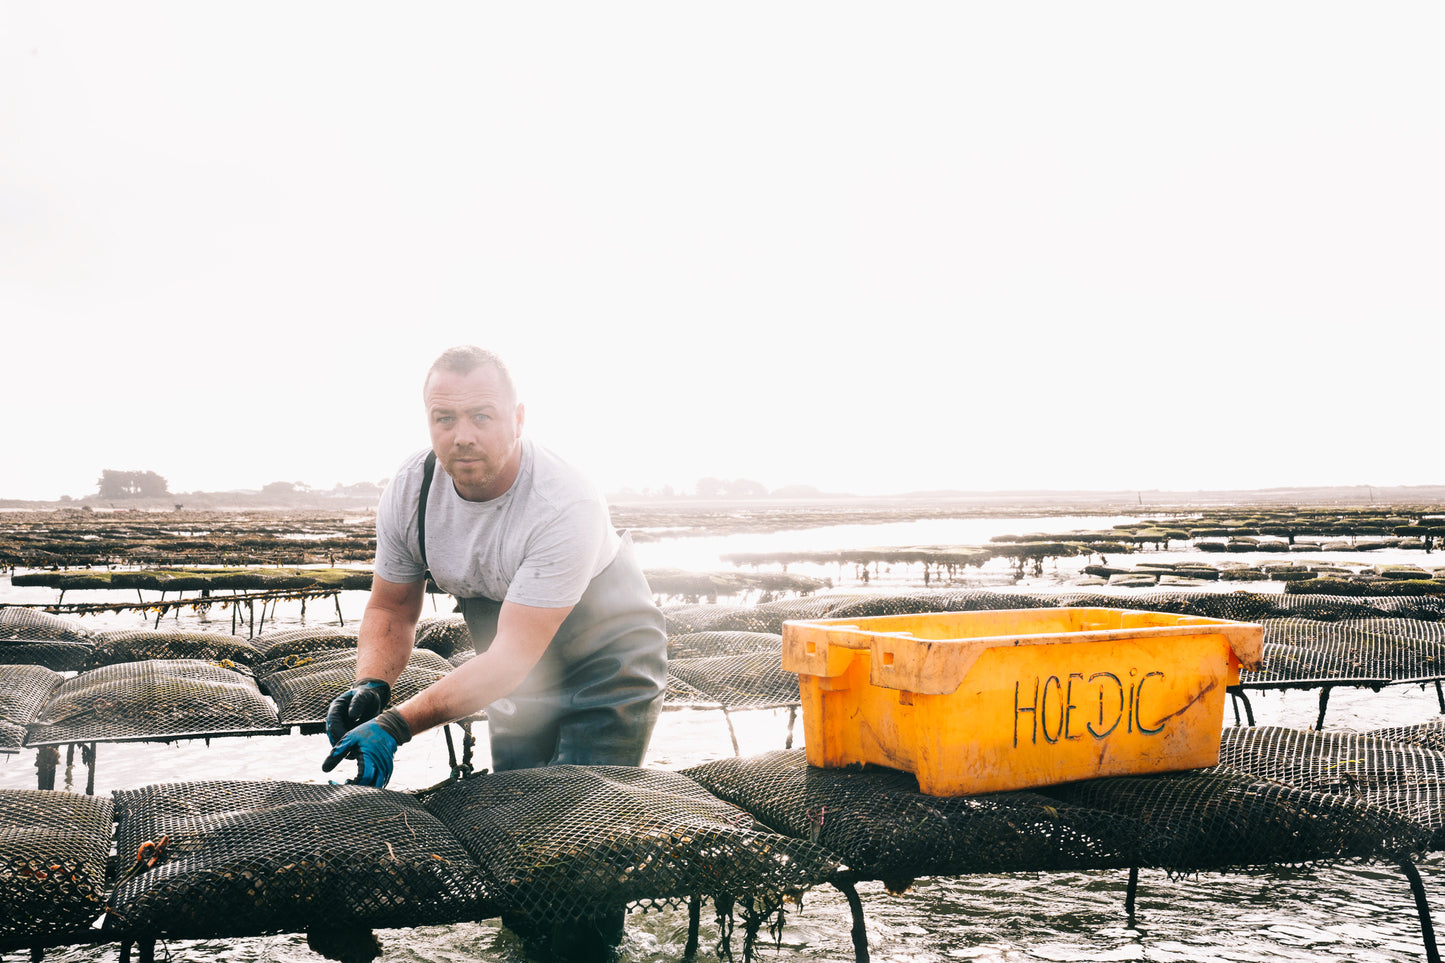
[373,457,428,585]
[504,498,611,608]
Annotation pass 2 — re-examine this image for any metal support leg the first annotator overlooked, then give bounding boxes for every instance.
[785,706,797,750]
[1401,858,1441,963]
[832,877,870,963]
[684,896,701,959]
[82,743,97,796]
[34,746,59,791]
[721,708,741,757]
[1228,687,1256,727]
[1316,686,1332,731]
[1125,866,1139,920]
[1435,680,1444,714]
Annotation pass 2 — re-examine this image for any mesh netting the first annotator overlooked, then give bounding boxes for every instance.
[666,653,799,710]
[1217,725,1445,848]
[821,590,1060,620]
[252,626,359,662]
[1270,592,1445,621]
[757,588,1445,626]
[88,629,264,670]
[105,780,496,940]
[668,631,781,660]
[260,651,451,727]
[0,640,94,671]
[415,615,472,660]
[662,603,756,635]
[1048,591,1290,622]
[1043,765,1428,873]
[656,591,1445,695]
[0,606,94,670]
[0,664,62,753]
[663,673,715,708]
[0,788,113,939]
[1056,590,1445,623]
[420,765,839,927]
[27,659,283,746]
[662,595,872,635]
[1243,618,1445,686]
[682,749,1171,889]
[0,606,93,643]
[1369,720,1445,753]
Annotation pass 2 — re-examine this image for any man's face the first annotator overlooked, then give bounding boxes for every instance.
[423,364,525,502]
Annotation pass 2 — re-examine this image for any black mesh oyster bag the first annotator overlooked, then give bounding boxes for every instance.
[252,625,358,663]
[664,671,719,708]
[667,631,782,660]
[1042,765,1429,875]
[0,639,94,672]
[661,603,755,636]
[683,749,1170,890]
[0,606,93,644]
[421,766,839,929]
[87,628,264,670]
[822,590,1057,620]
[415,615,473,660]
[0,664,63,753]
[259,650,450,727]
[666,652,800,710]
[105,780,496,942]
[0,606,94,671]
[1245,617,1445,685]
[26,659,282,745]
[0,788,112,939]
[1218,725,1445,849]
[1368,720,1445,754]
[661,597,857,636]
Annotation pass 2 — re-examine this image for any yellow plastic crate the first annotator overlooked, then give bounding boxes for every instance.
[781,607,1263,796]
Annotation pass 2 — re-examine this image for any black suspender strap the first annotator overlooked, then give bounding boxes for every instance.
[417,451,436,574]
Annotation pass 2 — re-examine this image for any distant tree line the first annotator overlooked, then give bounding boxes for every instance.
[695,477,768,498]
[262,480,386,498]
[96,469,169,498]
[89,470,797,503]
[608,478,828,500]
[89,472,385,502]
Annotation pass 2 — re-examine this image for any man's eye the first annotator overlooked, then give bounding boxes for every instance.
[472,414,491,424]
[434,415,455,426]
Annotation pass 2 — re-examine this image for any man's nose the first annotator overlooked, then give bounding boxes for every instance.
[452,421,480,446]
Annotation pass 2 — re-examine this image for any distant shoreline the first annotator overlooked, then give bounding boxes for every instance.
[4,483,1443,515]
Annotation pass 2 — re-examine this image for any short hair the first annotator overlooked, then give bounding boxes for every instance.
[424,345,517,401]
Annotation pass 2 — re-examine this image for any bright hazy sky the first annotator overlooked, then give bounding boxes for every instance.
[3,4,1441,501]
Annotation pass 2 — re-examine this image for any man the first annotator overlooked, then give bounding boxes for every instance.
[322,345,667,786]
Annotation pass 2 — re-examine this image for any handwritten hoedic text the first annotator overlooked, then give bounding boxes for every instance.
[1014,668,1166,747]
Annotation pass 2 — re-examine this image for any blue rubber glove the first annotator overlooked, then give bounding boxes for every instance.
[324,679,391,746]
[321,708,412,788]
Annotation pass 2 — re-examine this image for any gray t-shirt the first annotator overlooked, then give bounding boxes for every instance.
[373,436,621,608]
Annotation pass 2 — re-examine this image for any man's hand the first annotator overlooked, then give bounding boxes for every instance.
[324,679,392,745]
[321,708,412,788]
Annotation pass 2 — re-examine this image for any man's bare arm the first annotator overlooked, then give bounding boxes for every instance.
[393,600,571,735]
[354,574,427,685]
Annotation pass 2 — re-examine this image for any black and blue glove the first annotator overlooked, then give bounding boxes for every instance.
[321,708,412,788]
[324,678,391,746]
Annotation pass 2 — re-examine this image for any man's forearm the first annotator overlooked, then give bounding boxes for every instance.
[393,600,571,736]
[394,650,528,734]
[354,588,425,685]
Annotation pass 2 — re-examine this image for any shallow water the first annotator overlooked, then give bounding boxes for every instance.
[5,513,1445,962]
